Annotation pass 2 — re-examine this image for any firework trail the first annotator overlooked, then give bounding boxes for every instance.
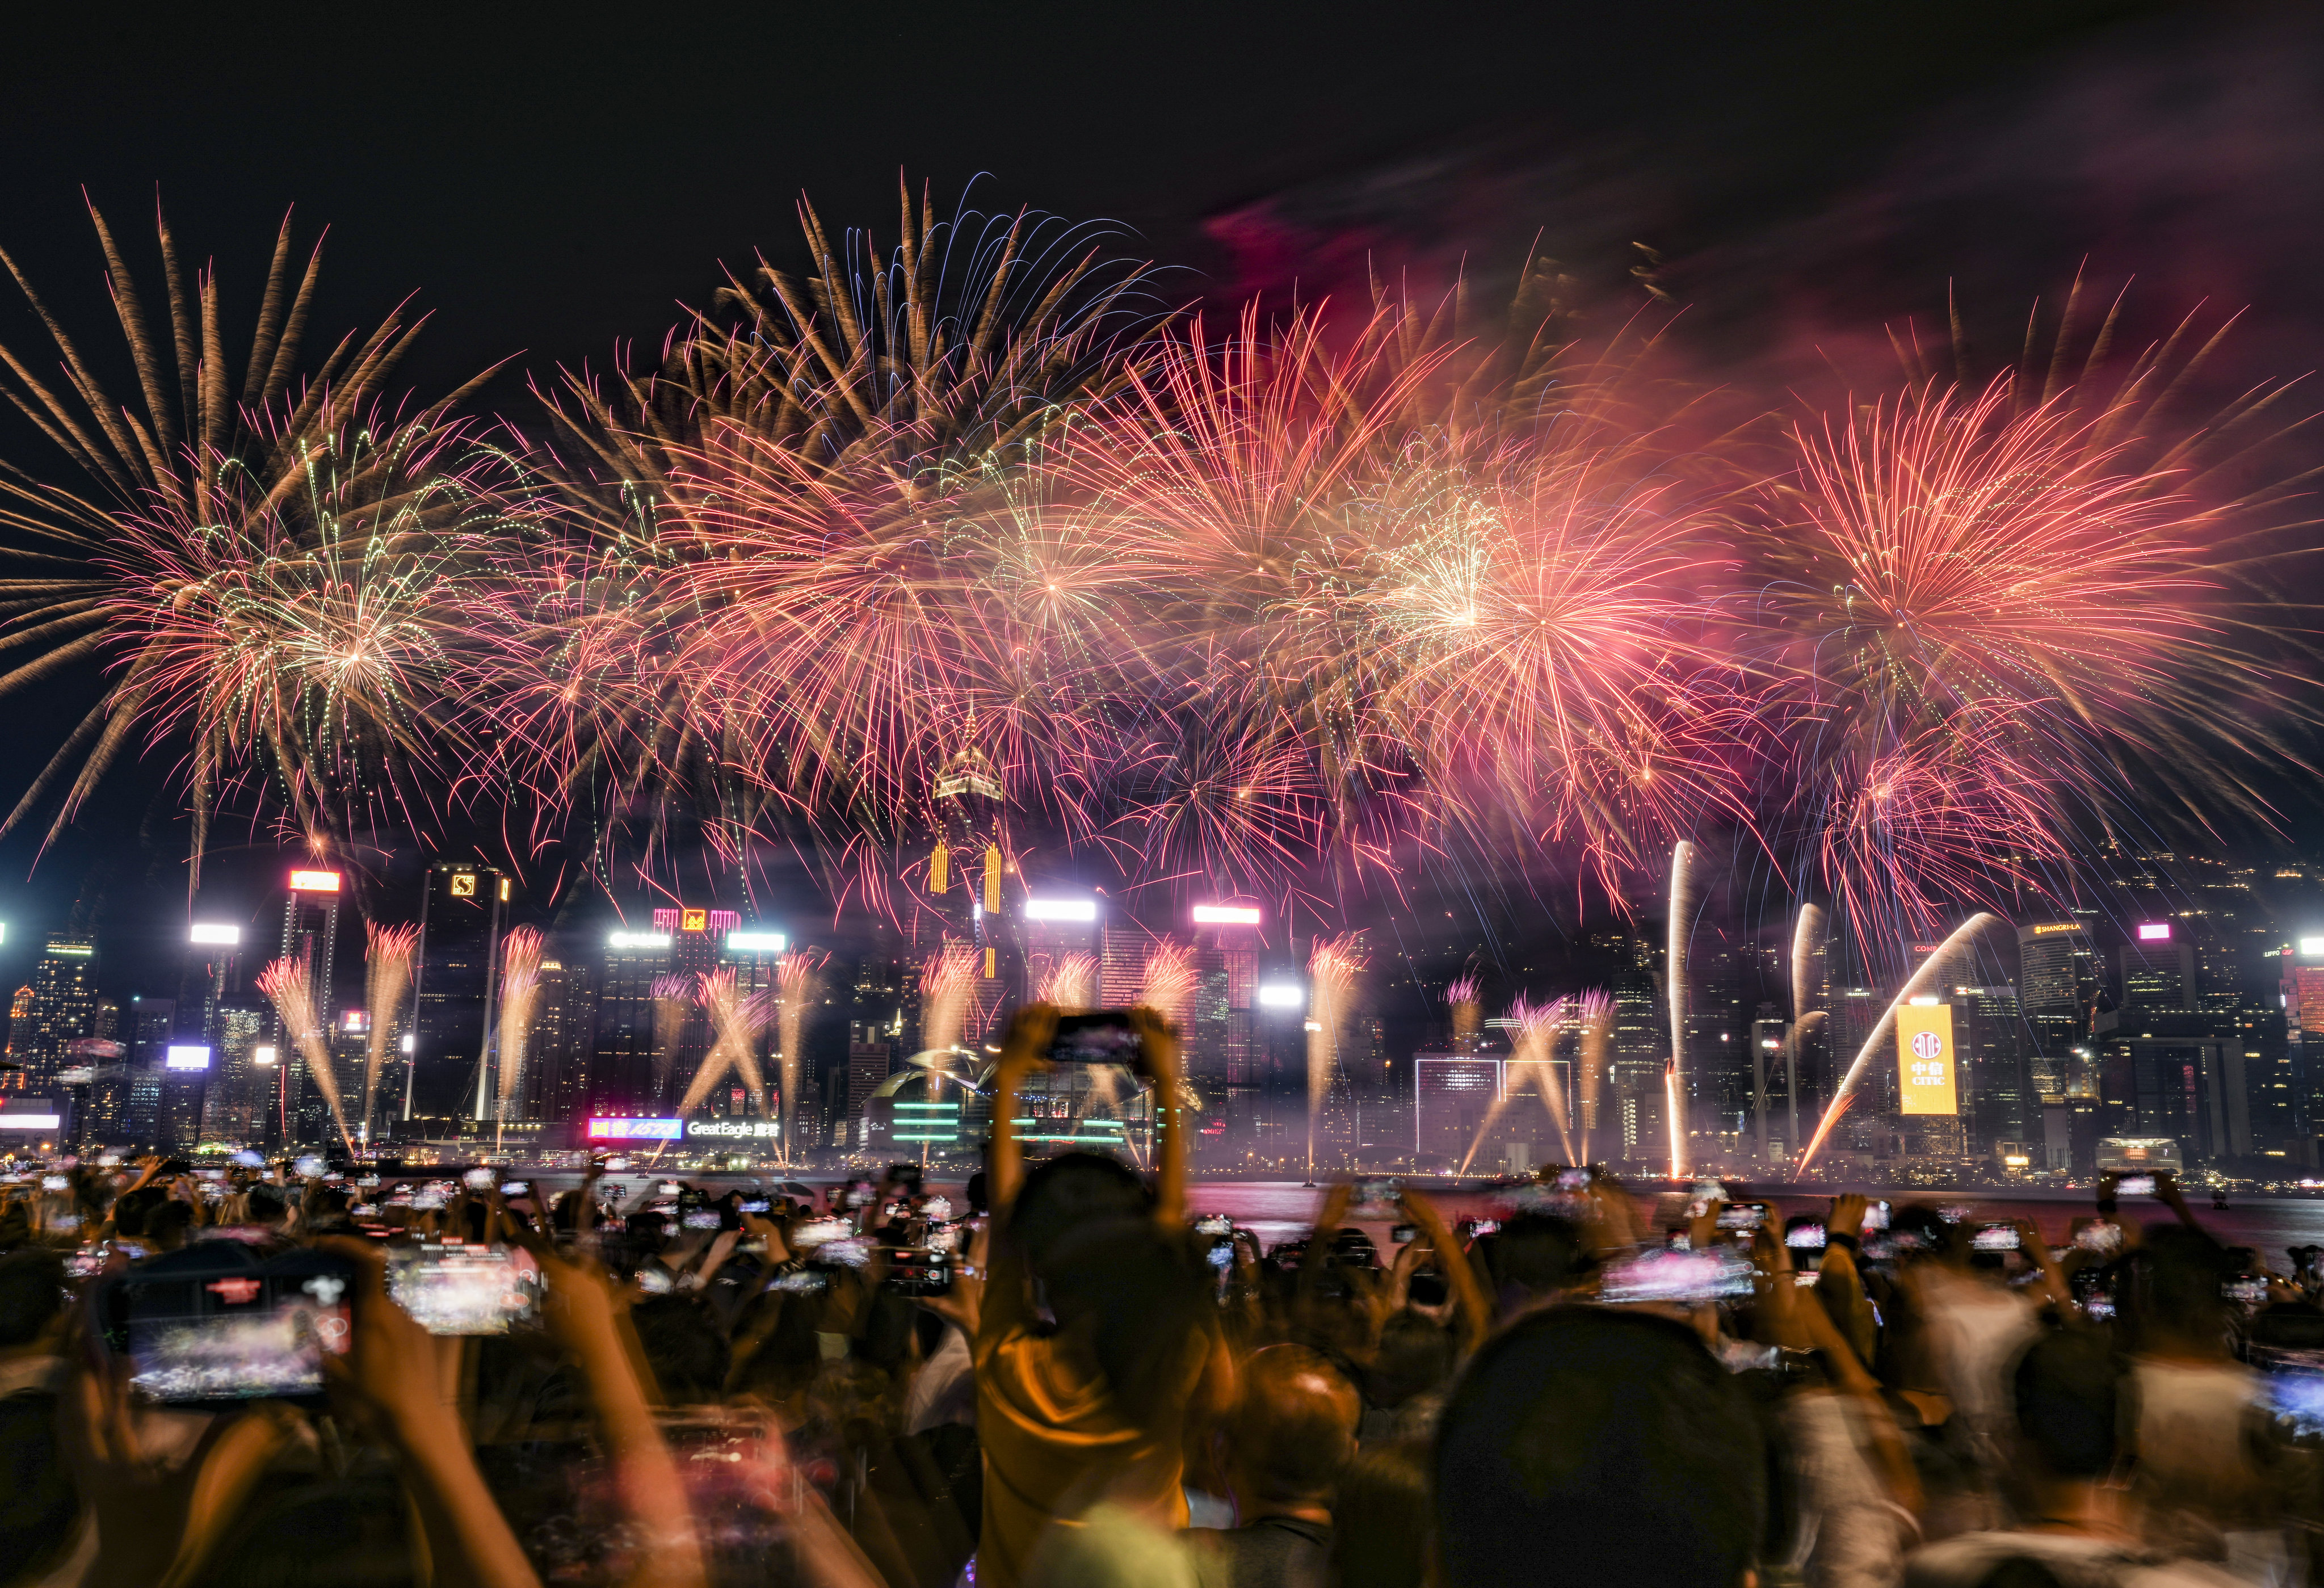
[1459,994,1573,1175]
[494,927,545,1118]
[1665,841,1695,1177]
[776,948,830,1165]
[678,967,774,1119]
[1136,939,1196,1030]
[1796,913,2004,1173]
[1784,904,1828,1155]
[1035,951,1098,1011]
[360,922,419,1139]
[1575,988,1613,1162]
[255,956,352,1153]
[918,943,981,1058]
[1305,935,1365,1180]
[1511,995,1577,1166]
[651,972,691,1100]
[1445,974,1483,1047]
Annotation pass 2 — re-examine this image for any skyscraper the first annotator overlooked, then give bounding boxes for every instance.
[410,863,506,1117]
[6,937,97,1089]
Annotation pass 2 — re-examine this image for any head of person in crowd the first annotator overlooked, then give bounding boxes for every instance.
[1222,1346,1360,1522]
[1889,1203,1966,1269]
[1331,1440,1434,1588]
[0,1248,66,1359]
[144,1197,194,1252]
[2013,1327,2124,1498]
[111,1184,165,1240]
[1434,1306,1766,1588]
[1368,1308,1457,1415]
[1007,1150,1152,1270]
[242,1181,292,1230]
[2118,1225,2238,1360]
[1037,1211,1213,1426]
[631,1293,733,1404]
[1482,1211,1592,1304]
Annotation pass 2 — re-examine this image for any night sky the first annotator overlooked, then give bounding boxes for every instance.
[2,0,2318,1003]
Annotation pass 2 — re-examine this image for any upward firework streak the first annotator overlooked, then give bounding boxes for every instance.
[1665,842,1696,1178]
[1035,951,1098,1011]
[776,948,830,1166]
[256,956,352,1152]
[1575,989,1613,1162]
[494,927,545,1126]
[1461,994,1574,1174]
[361,921,419,1141]
[1784,904,1829,1156]
[679,967,773,1119]
[1305,936,1365,1182]
[1796,912,2004,1172]
[917,944,981,1060]
[1136,940,1196,1031]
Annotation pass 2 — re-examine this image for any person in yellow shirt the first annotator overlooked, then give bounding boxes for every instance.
[974,1003,1228,1588]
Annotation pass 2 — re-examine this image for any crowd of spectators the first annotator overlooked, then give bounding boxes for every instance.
[0,1002,2318,1588]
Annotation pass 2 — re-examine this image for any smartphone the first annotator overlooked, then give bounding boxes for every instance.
[1207,1241,1235,1271]
[2224,1274,2272,1306]
[386,1245,542,1335]
[888,1163,923,1191]
[681,1210,721,1232]
[1194,1213,1232,1237]
[41,1175,68,1191]
[1716,1202,1768,1232]
[2117,1174,2157,1197]
[1465,1219,1500,1238]
[2252,1346,2324,1438]
[1970,1224,2022,1253]
[459,1168,495,1191]
[1409,1271,1449,1306]
[499,1181,531,1198]
[1600,1246,1756,1306]
[1784,1220,1827,1251]
[1862,1200,1891,1233]
[355,1174,380,1188]
[293,1156,327,1179]
[794,1219,850,1250]
[603,1157,632,1171]
[99,1246,357,1406]
[1390,1223,1418,1245]
[926,1224,961,1254]
[1556,1167,1592,1191]
[1351,1177,1402,1215]
[659,1182,687,1200]
[2075,1222,2124,1254]
[771,1268,829,1295]
[1044,1011,1146,1065]
[739,1198,770,1215]
[817,1237,873,1269]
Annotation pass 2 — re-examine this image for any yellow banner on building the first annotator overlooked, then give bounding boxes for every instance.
[1897,1003,1957,1115]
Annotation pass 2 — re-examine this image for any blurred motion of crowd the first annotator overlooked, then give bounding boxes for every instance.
[0,1002,2319,1588]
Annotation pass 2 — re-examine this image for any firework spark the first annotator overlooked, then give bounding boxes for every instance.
[1796,912,2004,1173]
[776,948,830,1165]
[1305,934,1365,1180]
[255,956,352,1152]
[361,922,419,1138]
[494,927,545,1118]
[1035,951,1099,1011]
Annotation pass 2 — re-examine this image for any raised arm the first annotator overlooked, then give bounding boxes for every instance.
[1398,1187,1492,1357]
[1132,1007,1186,1228]
[982,1003,1056,1352]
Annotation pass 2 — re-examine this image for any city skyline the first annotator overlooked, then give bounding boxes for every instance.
[4,834,2322,1181]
